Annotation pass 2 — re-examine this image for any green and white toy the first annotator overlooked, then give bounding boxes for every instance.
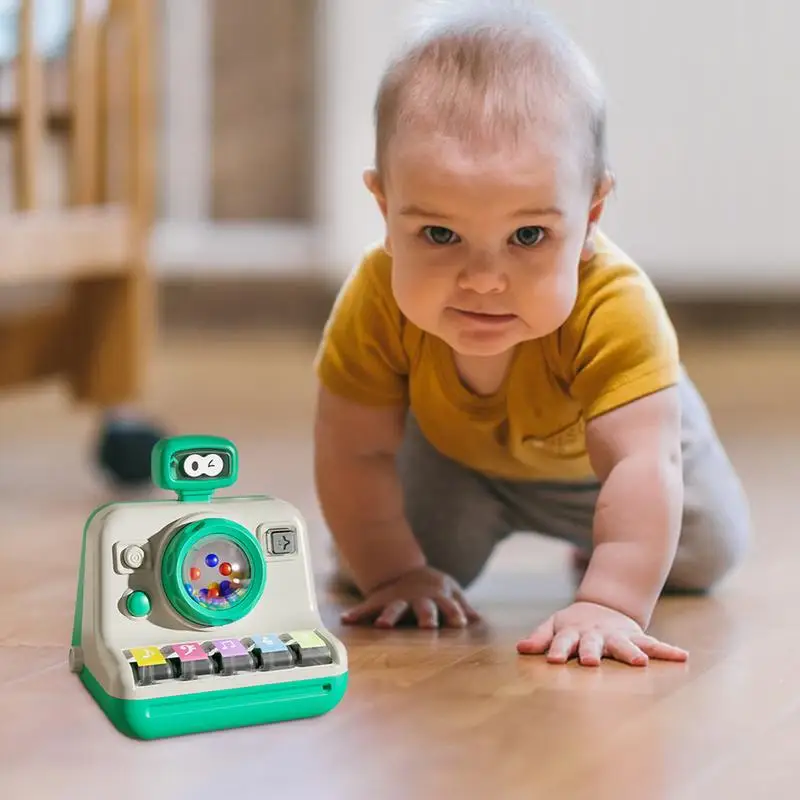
[69,435,348,740]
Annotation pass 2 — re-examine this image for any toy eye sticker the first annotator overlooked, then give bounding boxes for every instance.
[204,454,224,477]
[181,452,226,478]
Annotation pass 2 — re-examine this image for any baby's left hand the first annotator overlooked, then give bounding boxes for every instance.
[516,601,688,667]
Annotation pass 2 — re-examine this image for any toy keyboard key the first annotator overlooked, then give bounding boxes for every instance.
[244,634,295,670]
[127,646,175,686]
[280,630,333,666]
[204,638,257,676]
[162,641,216,680]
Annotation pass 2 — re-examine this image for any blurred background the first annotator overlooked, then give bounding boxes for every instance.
[152,0,798,297]
[0,0,798,491]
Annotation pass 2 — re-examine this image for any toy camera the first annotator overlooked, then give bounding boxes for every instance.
[69,435,348,740]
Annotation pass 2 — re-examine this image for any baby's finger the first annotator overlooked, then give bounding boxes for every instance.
[411,598,440,629]
[546,628,581,664]
[453,590,481,623]
[374,599,410,628]
[436,596,468,628]
[633,635,689,662]
[577,630,604,667]
[340,599,382,625]
[605,633,648,666]
[516,616,555,655]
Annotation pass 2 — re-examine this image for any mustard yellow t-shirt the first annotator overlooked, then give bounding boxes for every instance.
[315,232,680,482]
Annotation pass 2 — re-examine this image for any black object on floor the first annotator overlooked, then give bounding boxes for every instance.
[96,417,166,487]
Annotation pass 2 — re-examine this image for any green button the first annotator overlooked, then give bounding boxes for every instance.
[126,590,151,618]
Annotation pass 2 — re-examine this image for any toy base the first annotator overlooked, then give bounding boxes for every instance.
[79,668,348,740]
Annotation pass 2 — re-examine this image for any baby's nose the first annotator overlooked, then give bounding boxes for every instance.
[457,257,506,294]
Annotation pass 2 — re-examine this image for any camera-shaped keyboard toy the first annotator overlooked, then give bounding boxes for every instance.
[69,435,348,739]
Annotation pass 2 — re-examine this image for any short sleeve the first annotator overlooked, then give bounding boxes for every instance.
[561,254,681,421]
[314,246,410,405]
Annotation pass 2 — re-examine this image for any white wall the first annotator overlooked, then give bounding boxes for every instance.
[312,0,410,283]
[538,0,800,296]
[155,0,800,297]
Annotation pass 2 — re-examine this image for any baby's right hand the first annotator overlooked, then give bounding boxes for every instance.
[340,566,481,629]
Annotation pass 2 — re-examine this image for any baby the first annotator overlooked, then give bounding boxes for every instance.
[312,0,750,667]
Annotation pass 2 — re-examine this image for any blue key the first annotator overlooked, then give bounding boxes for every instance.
[254,634,288,653]
[244,634,294,670]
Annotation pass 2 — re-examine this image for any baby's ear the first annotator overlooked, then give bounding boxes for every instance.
[363,169,388,219]
[363,168,393,254]
[590,170,615,219]
[581,171,615,260]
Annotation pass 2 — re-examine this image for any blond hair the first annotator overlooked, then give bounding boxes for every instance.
[374,0,608,185]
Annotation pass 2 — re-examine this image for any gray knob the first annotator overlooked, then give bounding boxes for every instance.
[122,545,145,570]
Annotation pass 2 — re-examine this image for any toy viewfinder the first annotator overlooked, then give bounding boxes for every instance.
[151,435,238,501]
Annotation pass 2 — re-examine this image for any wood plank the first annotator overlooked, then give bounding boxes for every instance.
[63,0,155,408]
[14,0,45,210]
[70,0,103,205]
[0,206,133,285]
[0,307,67,388]
[0,111,71,132]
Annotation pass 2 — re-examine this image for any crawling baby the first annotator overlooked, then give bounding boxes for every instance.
[312,0,750,667]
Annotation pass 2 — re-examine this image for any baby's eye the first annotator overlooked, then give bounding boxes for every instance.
[511,226,545,247]
[422,226,460,245]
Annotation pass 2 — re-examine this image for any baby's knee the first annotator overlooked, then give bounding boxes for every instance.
[666,485,751,593]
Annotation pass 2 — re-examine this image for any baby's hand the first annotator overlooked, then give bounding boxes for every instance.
[516,601,688,667]
[340,566,481,629]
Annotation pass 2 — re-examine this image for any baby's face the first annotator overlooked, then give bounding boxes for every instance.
[366,131,609,358]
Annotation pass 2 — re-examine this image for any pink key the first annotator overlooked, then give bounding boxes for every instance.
[170,641,207,662]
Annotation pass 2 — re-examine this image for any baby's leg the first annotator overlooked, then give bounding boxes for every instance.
[332,414,513,593]
[496,369,751,593]
[395,414,514,587]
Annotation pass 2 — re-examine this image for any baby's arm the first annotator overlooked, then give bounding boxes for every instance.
[518,250,690,666]
[314,384,426,593]
[578,385,683,629]
[517,386,688,666]
[313,247,479,627]
[315,384,480,628]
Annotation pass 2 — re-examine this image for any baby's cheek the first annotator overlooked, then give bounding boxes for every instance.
[548,269,580,324]
[392,266,431,319]
[399,268,454,330]
[519,268,578,333]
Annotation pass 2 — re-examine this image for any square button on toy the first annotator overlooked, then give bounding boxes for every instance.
[281,630,333,666]
[245,634,295,670]
[162,641,216,680]
[205,638,257,675]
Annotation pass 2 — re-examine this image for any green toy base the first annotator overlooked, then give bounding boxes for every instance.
[79,667,348,740]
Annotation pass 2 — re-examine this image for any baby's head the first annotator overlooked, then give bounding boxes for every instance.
[364,0,614,358]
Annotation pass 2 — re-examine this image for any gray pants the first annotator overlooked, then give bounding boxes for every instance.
[395,369,750,593]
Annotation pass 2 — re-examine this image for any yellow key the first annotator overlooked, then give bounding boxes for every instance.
[287,630,326,649]
[129,646,167,667]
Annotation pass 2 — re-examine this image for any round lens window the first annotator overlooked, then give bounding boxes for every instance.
[160,517,267,627]
[181,535,252,610]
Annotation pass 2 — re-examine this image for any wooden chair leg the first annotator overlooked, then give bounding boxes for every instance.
[65,0,156,412]
[66,268,153,408]
[0,308,70,390]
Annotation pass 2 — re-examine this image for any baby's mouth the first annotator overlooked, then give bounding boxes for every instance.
[451,308,518,324]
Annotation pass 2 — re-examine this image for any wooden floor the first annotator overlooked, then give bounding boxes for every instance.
[3,324,800,799]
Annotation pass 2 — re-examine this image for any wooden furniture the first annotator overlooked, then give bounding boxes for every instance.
[0,0,159,484]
